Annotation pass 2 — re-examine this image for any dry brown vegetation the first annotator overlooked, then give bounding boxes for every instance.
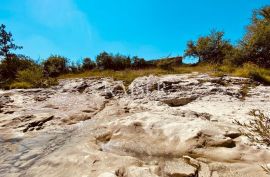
[59,64,270,86]
[234,110,270,146]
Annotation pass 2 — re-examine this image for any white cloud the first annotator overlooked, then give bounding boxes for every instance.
[23,0,167,59]
[20,0,94,59]
[2,0,167,60]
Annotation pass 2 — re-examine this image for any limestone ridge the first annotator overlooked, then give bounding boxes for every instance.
[0,73,269,177]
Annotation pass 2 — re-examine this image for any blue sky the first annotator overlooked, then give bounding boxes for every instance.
[0,0,269,62]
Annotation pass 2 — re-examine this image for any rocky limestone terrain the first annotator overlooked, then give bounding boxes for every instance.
[0,73,270,177]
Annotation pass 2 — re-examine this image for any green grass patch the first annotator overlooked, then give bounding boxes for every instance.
[10,82,33,89]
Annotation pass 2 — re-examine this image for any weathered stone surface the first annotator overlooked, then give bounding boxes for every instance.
[162,159,197,177]
[161,96,197,107]
[98,172,117,177]
[123,166,159,177]
[0,74,269,177]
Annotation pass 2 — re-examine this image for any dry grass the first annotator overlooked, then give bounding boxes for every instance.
[59,68,173,86]
[211,63,270,85]
[234,109,270,174]
[9,81,34,89]
[239,84,251,101]
[234,109,270,146]
[59,63,270,86]
[59,65,215,85]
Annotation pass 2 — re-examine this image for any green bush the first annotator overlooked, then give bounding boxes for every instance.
[16,67,44,87]
[0,55,37,81]
[43,55,68,77]
[112,54,131,70]
[14,66,59,89]
[96,52,133,70]
[131,57,148,69]
[82,58,96,71]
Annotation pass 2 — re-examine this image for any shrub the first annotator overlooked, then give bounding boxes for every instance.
[234,109,270,175]
[234,109,270,146]
[157,60,174,70]
[112,54,131,70]
[69,62,81,73]
[156,57,182,70]
[131,57,148,69]
[239,84,251,101]
[82,58,96,71]
[0,55,37,84]
[96,52,133,70]
[212,65,236,77]
[15,66,59,88]
[234,63,270,85]
[249,71,270,85]
[16,67,44,87]
[42,77,58,88]
[43,55,68,77]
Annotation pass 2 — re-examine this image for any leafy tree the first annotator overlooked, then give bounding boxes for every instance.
[238,6,270,68]
[43,55,68,77]
[131,56,147,69]
[112,54,131,70]
[0,24,22,59]
[96,52,131,70]
[96,52,113,69]
[184,30,233,64]
[0,24,25,86]
[82,57,96,70]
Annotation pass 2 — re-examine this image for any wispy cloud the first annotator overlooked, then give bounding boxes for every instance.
[1,0,167,60]
[17,0,93,59]
[26,0,84,27]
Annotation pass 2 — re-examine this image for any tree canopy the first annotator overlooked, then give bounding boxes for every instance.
[239,6,270,68]
[0,24,22,59]
[184,30,233,64]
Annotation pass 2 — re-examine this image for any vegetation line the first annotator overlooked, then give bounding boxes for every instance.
[0,6,270,89]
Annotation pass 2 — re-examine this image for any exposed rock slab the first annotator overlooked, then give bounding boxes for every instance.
[0,74,269,177]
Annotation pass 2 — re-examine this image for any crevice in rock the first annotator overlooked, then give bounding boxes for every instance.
[95,129,113,145]
[224,132,241,139]
[161,97,197,107]
[23,115,54,132]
